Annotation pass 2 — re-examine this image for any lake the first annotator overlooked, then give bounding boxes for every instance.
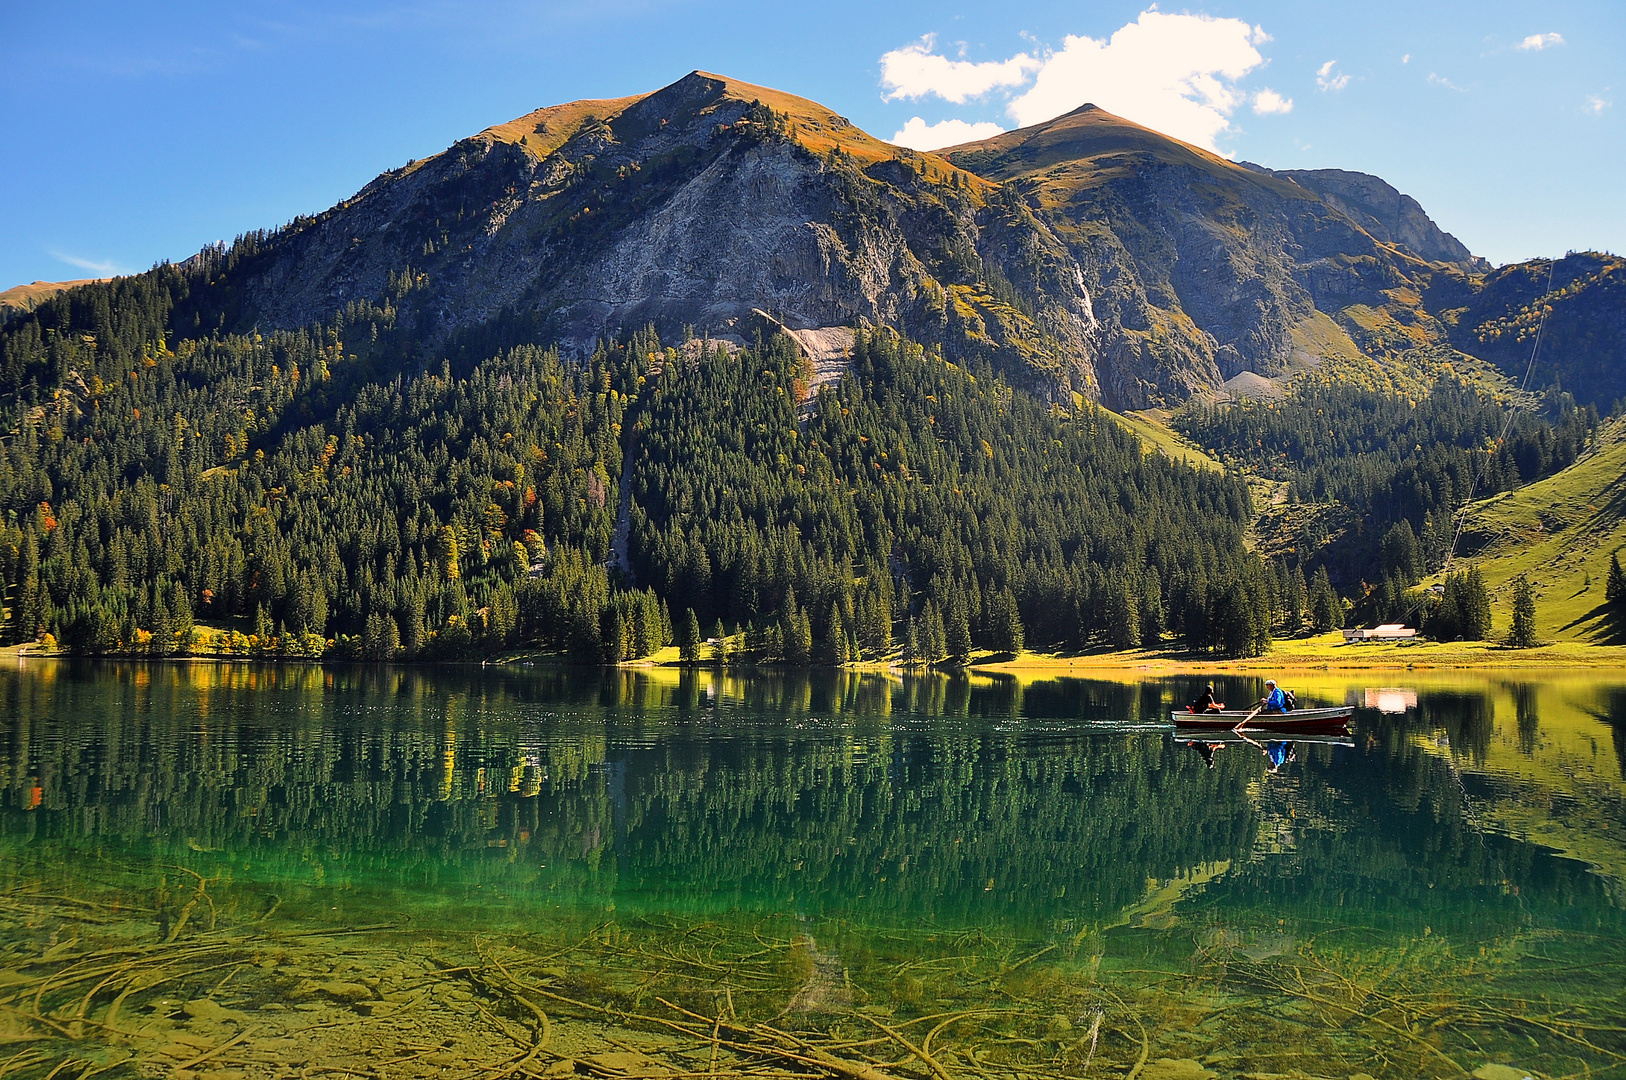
[2,661,1623,1079]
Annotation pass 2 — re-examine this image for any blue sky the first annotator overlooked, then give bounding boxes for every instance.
[2,0,1620,289]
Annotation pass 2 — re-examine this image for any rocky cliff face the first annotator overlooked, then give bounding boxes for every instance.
[943,105,1480,405]
[227,72,1104,400]
[1271,168,1485,271]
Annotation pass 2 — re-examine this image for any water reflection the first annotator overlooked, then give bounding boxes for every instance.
[2,662,1622,930]
[2,662,1625,1078]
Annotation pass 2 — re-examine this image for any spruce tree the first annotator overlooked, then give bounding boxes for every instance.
[945,593,972,663]
[923,601,946,665]
[988,590,1024,654]
[1509,576,1538,648]
[1139,570,1164,645]
[1310,567,1340,632]
[1607,552,1626,607]
[678,608,701,663]
[1108,576,1140,649]
[604,604,628,663]
[1461,568,1492,640]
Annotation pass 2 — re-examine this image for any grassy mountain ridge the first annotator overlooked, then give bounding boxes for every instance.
[0,278,108,320]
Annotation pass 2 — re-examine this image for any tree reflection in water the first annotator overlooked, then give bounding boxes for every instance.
[0,662,1621,1079]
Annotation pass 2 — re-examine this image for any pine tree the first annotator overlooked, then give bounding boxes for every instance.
[602,604,627,663]
[149,592,173,657]
[823,605,850,666]
[1139,570,1165,645]
[1607,552,1626,607]
[945,593,972,663]
[11,531,40,644]
[988,590,1024,654]
[902,617,921,665]
[1107,576,1140,649]
[922,601,946,665]
[1285,565,1306,633]
[1310,567,1340,632]
[1509,576,1538,648]
[678,607,701,663]
[1460,568,1491,640]
[254,603,274,646]
[711,618,727,664]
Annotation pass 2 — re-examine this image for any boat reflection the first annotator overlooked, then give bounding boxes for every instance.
[1174,726,1353,770]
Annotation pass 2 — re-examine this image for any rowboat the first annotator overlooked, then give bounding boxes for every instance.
[1168,706,1354,732]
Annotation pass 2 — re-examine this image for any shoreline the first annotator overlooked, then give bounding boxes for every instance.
[9,631,1626,675]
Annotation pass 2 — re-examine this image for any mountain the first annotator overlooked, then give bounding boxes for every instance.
[1255,167,1484,271]
[11,74,1613,414]
[0,71,1620,662]
[0,278,108,320]
[206,71,1106,401]
[941,105,1496,404]
[1433,252,1626,410]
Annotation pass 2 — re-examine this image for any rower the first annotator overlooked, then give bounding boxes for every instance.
[1256,679,1287,714]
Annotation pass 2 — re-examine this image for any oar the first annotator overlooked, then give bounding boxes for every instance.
[1233,702,1265,733]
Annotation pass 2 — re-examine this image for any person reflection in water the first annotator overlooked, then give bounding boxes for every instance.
[1232,727,1296,773]
[1263,740,1296,773]
[1186,740,1225,768]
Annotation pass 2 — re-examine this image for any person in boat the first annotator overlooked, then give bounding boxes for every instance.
[1189,684,1223,714]
[1256,679,1288,714]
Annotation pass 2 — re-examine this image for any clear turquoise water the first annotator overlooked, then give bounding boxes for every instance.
[2,662,1624,1079]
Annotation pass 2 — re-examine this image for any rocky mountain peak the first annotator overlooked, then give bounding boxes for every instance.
[123,71,1529,412]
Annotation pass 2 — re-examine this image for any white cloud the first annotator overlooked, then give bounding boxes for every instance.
[1401,53,1411,64]
[1316,60,1350,92]
[879,35,1041,103]
[1004,11,1268,151]
[50,251,122,275]
[891,116,1006,150]
[1516,32,1564,51]
[1428,72,1464,92]
[1252,88,1293,115]
[1586,92,1611,114]
[878,11,1288,154]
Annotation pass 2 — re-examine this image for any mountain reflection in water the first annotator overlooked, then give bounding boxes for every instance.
[0,662,1622,1079]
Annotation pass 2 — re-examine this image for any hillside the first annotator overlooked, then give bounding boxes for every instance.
[1448,418,1626,642]
[1433,252,1626,411]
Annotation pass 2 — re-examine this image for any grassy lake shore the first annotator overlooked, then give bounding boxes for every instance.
[966,631,1626,674]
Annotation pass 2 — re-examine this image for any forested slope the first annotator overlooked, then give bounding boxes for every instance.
[0,262,1273,662]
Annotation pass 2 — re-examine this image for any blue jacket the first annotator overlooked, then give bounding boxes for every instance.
[1264,687,1286,712]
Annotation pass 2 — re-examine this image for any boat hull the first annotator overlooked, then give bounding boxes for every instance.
[1169,706,1353,732]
